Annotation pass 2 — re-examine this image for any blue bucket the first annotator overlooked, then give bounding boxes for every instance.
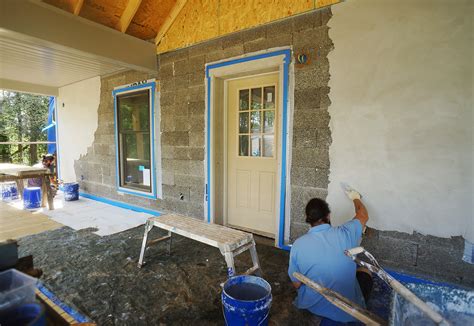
[63,182,79,201]
[0,302,46,326]
[1,182,18,201]
[222,275,272,326]
[23,187,42,210]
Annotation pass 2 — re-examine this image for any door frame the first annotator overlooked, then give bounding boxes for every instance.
[205,48,293,249]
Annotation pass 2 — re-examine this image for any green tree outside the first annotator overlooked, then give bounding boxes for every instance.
[0,90,50,165]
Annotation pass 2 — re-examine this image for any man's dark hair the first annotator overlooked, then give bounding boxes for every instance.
[305,198,331,226]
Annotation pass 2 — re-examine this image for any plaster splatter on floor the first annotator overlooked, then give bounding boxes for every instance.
[9,192,152,236]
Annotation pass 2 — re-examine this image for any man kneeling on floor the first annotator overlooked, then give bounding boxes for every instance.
[288,188,373,325]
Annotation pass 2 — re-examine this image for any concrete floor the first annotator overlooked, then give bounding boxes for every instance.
[17,225,394,325]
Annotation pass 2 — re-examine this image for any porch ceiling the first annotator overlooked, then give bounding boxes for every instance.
[0,0,157,96]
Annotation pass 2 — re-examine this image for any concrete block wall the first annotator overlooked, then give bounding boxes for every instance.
[74,8,334,239]
[158,8,334,238]
[362,229,474,288]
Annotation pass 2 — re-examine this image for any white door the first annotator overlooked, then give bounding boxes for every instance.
[226,73,279,238]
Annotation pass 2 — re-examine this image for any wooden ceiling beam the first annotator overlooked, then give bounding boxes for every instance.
[155,0,188,45]
[116,0,143,33]
[73,0,84,15]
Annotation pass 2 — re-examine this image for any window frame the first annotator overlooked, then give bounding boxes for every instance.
[113,81,157,199]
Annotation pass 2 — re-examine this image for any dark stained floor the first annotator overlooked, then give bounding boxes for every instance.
[18,226,392,325]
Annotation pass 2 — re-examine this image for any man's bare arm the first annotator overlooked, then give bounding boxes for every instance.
[353,198,369,227]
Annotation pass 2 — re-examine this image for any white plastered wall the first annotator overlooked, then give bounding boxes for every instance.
[57,77,100,182]
[327,0,473,241]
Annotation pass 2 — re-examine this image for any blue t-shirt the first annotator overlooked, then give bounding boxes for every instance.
[288,219,365,323]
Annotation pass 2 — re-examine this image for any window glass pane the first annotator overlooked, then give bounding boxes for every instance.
[263,135,274,157]
[263,110,275,133]
[251,135,261,157]
[118,90,150,131]
[239,112,249,133]
[239,89,249,111]
[239,135,249,156]
[120,133,151,191]
[251,88,262,110]
[117,89,152,193]
[264,86,275,110]
[250,111,261,133]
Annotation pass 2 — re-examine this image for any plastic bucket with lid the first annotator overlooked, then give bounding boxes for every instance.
[23,187,41,210]
[222,275,272,326]
[63,182,79,201]
[1,182,18,201]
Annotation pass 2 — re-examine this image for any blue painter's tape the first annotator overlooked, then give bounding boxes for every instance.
[206,76,211,223]
[37,283,89,323]
[138,165,145,171]
[113,82,157,199]
[80,192,161,216]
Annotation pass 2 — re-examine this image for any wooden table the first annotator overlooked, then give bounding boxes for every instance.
[138,214,262,277]
[0,163,54,210]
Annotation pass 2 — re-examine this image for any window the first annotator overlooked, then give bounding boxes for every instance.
[238,85,276,158]
[113,82,157,198]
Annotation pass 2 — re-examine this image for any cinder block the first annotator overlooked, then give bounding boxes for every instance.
[162,184,190,201]
[292,127,318,148]
[293,10,321,32]
[265,18,293,39]
[240,26,266,43]
[189,115,205,132]
[160,77,175,93]
[295,65,330,89]
[189,131,205,147]
[290,185,328,224]
[291,166,317,187]
[222,44,244,59]
[189,160,204,176]
[188,54,206,72]
[161,170,175,185]
[174,74,190,90]
[189,71,205,87]
[190,184,205,202]
[290,222,310,242]
[188,147,204,161]
[321,8,332,26]
[174,59,189,76]
[294,87,322,111]
[160,63,174,79]
[188,39,222,57]
[188,101,205,116]
[221,32,243,49]
[159,48,189,66]
[314,168,329,189]
[187,202,204,218]
[174,174,204,188]
[188,85,205,102]
[161,131,189,146]
[292,147,330,169]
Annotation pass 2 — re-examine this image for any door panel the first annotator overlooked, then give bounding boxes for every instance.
[227,73,279,237]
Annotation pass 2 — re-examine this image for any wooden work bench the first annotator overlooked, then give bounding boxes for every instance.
[0,163,54,210]
[138,214,262,277]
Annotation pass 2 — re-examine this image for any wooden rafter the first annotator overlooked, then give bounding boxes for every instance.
[73,0,84,15]
[154,0,188,45]
[116,0,143,33]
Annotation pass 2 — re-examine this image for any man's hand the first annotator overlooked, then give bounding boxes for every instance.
[345,189,361,201]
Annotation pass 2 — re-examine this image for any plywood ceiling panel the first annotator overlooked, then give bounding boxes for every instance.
[78,0,129,30]
[43,0,77,13]
[128,0,177,40]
